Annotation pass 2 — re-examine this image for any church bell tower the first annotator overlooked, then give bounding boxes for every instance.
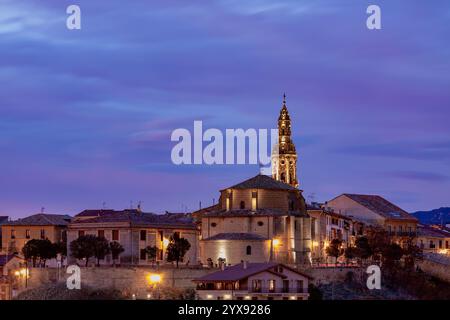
[272,94,298,188]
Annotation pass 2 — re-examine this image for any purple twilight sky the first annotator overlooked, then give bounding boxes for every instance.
[0,0,449,218]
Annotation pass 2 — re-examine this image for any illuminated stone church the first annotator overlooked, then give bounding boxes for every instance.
[195,96,311,266]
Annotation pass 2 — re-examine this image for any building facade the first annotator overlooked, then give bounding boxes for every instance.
[194,262,311,300]
[1,214,71,255]
[67,209,199,266]
[197,174,311,266]
[417,224,450,255]
[325,194,418,245]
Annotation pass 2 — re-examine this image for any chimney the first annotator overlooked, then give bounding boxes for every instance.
[243,261,247,269]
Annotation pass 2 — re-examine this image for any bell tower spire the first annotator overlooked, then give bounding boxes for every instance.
[272,94,298,188]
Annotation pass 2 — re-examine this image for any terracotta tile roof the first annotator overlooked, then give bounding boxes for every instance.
[204,233,268,241]
[343,194,417,221]
[193,262,312,282]
[418,225,450,238]
[70,210,196,229]
[4,214,72,226]
[222,174,296,191]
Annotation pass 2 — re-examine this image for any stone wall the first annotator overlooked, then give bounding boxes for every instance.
[26,266,214,298]
[418,258,450,283]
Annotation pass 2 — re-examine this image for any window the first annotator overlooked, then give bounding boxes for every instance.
[446,241,449,249]
[251,192,257,211]
[296,280,304,293]
[78,230,85,238]
[11,230,16,239]
[26,229,30,239]
[246,245,252,255]
[112,230,119,241]
[252,280,262,293]
[40,229,45,239]
[268,280,275,293]
[140,230,147,241]
[439,240,443,249]
[140,249,147,260]
[211,222,217,227]
[257,221,264,227]
[430,240,435,249]
[240,201,245,209]
[158,230,164,242]
[98,230,105,238]
[282,280,289,293]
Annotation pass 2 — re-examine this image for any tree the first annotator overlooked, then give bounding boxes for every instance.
[344,246,358,264]
[325,239,343,264]
[70,235,97,267]
[145,245,159,265]
[22,239,41,267]
[354,236,373,263]
[382,243,403,268]
[109,241,124,267]
[366,226,390,261]
[403,238,422,270]
[93,236,110,267]
[166,233,191,268]
[38,239,57,266]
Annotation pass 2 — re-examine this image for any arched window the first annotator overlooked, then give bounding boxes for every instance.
[280,173,286,182]
[246,245,252,255]
[240,201,245,209]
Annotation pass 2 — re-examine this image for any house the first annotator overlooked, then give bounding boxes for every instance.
[0,254,25,276]
[417,224,450,254]
[1,214,71,255]
[307,203,360,263]
[325,194,418,244]
[195,174,311,266]
[193,262,312,300]
[0,276,11,300]
[67,209,199,266]
[0,216,8,251]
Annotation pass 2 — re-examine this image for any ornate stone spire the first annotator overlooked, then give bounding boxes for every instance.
[272,94,298,188]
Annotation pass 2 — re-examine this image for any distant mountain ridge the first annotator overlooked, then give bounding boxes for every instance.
[411,207,450,225]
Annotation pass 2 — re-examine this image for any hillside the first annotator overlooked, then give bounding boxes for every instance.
[412,207,450,225]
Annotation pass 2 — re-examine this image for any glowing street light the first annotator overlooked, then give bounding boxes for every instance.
[162,238,170,248]
[148,273,162,284]
[272,239,281,247]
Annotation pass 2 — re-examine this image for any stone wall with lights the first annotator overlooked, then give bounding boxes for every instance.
[26,266,214,298]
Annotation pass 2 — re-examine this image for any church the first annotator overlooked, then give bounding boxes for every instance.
[195,96,312,266]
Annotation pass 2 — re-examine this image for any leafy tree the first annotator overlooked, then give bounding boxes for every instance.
[109,241,124,267]
[366,226,390,261]
[70,235,97,267]
[145,245,159,264]
[38,239,57,266]
[94,236,111,266]
[382,243,403,268]
[354,236,373,263]
[22,239,41,267]
[326,239,343,264]
[166,233,191,268]
[402,238,422,270]
[54,241,67,260]
[344,246,358,264]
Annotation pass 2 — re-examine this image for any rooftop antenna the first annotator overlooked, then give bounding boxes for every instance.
[213,198,215,205]
[41,207,45,213]
[307,193,316,204]
[130,200,133,209]
[199,201,202,210]
[102,202,106,209]
[137,201,142,212]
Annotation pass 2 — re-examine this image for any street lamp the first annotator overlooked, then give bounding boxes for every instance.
[147,273,162,299]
